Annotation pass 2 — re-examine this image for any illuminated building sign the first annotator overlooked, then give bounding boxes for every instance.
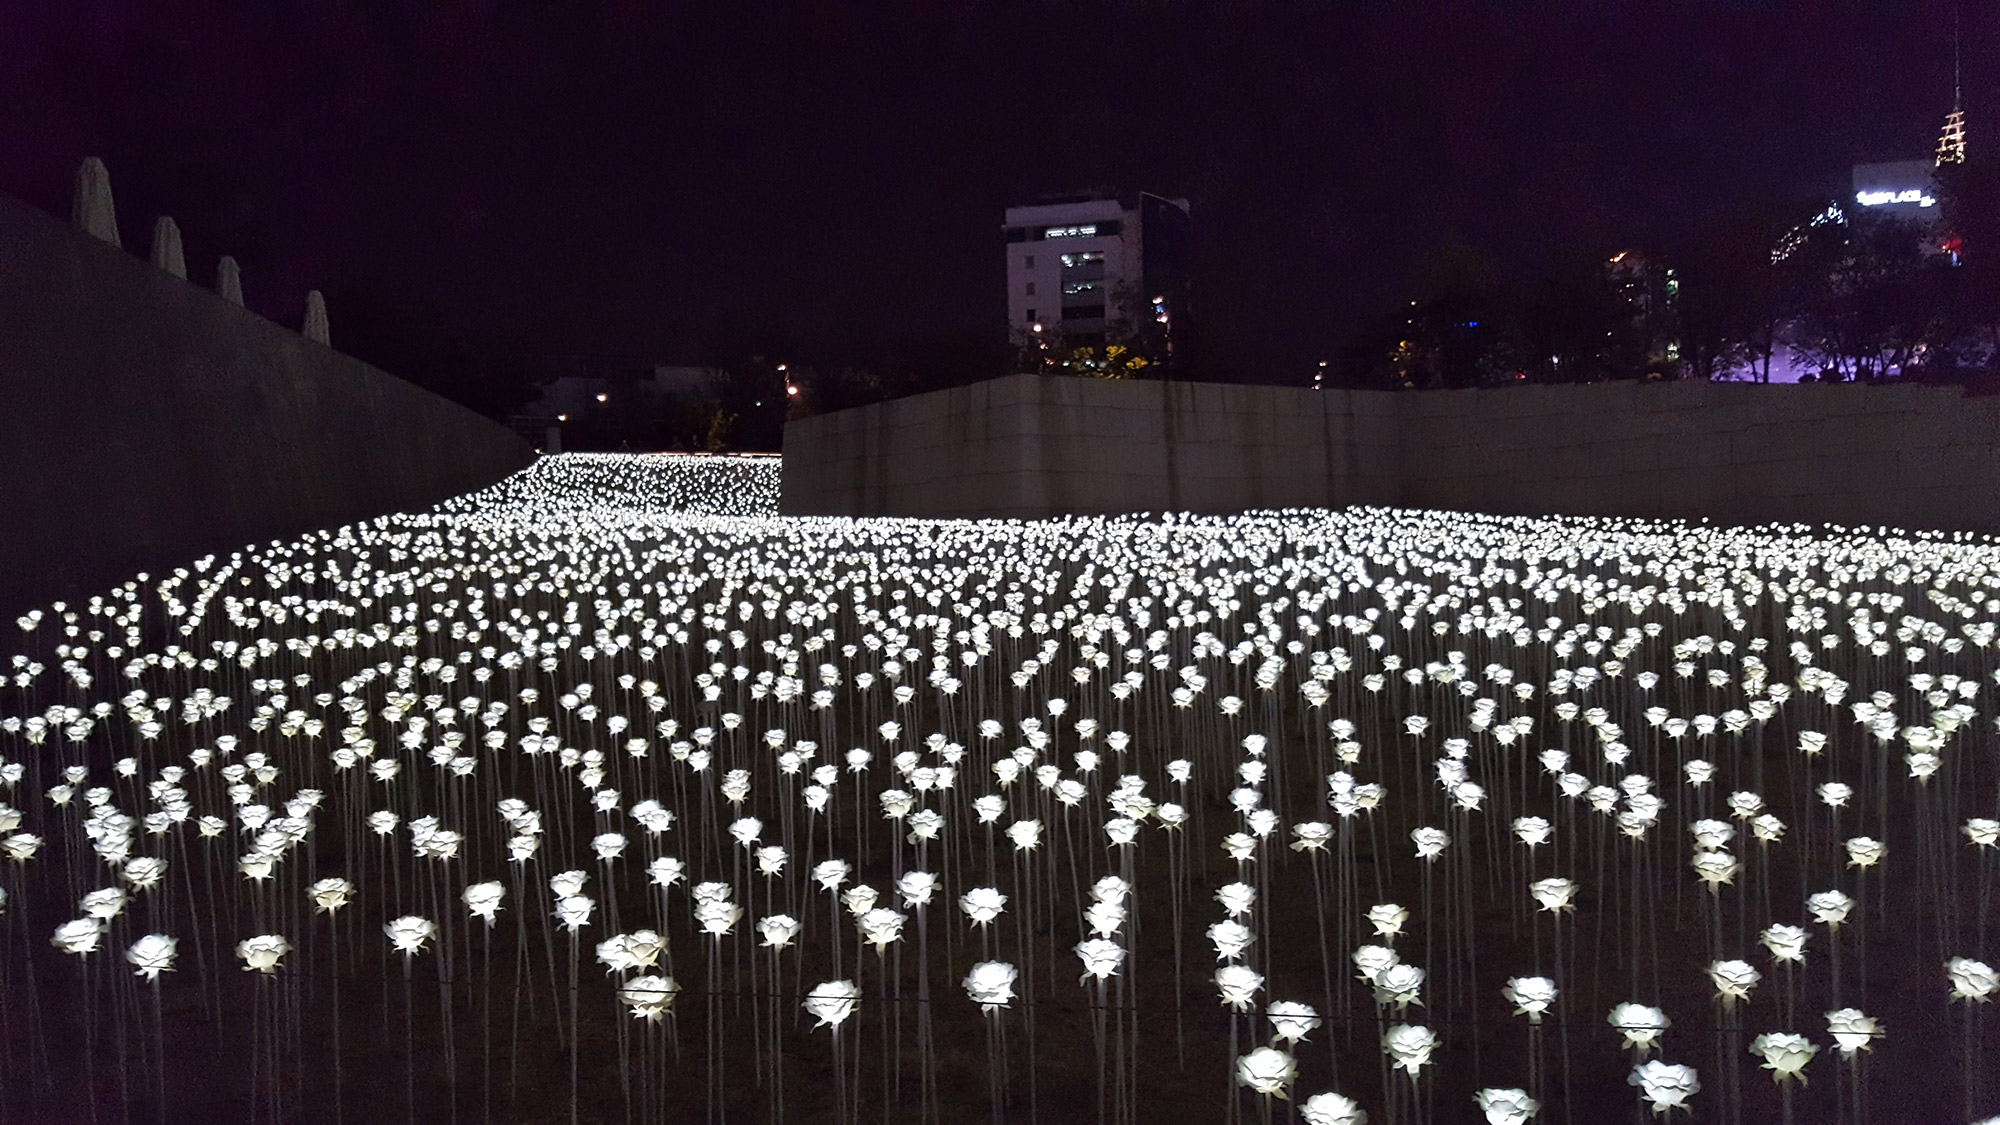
[1855,189,1935,208]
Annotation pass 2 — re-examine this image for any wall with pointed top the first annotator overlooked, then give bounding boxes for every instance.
[0,190,535,620]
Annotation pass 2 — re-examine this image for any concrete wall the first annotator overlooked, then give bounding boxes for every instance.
[0,191,535,620]
[782,372,2000,531]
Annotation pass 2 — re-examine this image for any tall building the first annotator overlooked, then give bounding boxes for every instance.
[1003,190,1191,369]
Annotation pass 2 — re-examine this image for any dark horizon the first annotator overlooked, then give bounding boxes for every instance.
[0,2,1983,386]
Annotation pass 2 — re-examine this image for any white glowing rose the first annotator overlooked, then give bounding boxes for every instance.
[758,914,802,949]
[1843,837,1884,868]
[309,876,355,913]
[1504,976,1557,1023]
[1823,1007,1879,1057]
[1299,1091,1368,1125]
[1264,1000,1322,1044]
[385,915,438,957]
[858,907,905,952]
[1290,822,1333,852]
[1708,960,1760,1006]
[1353,944,1400,981]
[1610,1003,1670,1052]
[1215,881,1257,918]
[1372,963,1426,1012]
[1530,878,1578,914]
[237,933,292,973]
[619,974,680,1022]
[53,918,102,955]
[463,880,506,924]
[1215,963,1263,1010]
[811,859,849,890]
[959,886,1006,925]
[841,885,877,916]
[1236,1046,1297,1097]
[1749,1032,1818,1083]
[555,895,596,932]
[1382,1023,1438,1076]
[126,933,178,980]
[1807,890,1853,928]
[1223,832,1259,862]
[963,960,1017,1013]
[1948,957,1998,1002]
[1734,912,1793,963]
[1076,938,1126,982]
[1690,851,1739,890]
[1818,782,1851,807]
[1410,827,1449,861]
[1628,1060,1700,1114]
[1512,817,1552,847]
[1208,920,1254,961]
[81,887,127,920]
[1965,818,2000,848]
[803,979,860,1028]
[550,869,589,898]
[1475,1087,1540,1125]
[1689,819,1733,849]
[1367,903,1408,939]
[597,930,665,973]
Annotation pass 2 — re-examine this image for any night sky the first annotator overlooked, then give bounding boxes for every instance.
[0,2,1983,386]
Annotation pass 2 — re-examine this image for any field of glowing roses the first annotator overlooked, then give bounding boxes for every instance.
[1,451,1997,1125]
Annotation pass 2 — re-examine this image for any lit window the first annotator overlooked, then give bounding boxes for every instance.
[1059,252,1106,267]
[1042,224,1098,239]
[1062,281,1097,296]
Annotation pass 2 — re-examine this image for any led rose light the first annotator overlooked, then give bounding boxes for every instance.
[618,974,681,1022]
[1628,1060,1700,1114]
[463,880,506,925]
[237,933,291,973]
[963,960,1017,1012]
[1382,1023,1438,1077]
[959,886,1006,925]
[385,916,438,958]
[1843,837,1885,868]
[1823,1008,1880,1057]
[1208,919,1253,961]
[1610,1003,1670,1053]
[1474,1087,1540,1124]
[1807,890,1853,928]
[1236,1045,1297,1097]
[1367,903,1409,940]
[1266,1000,1322,1044]
[1504,976,1557,1023]
[1947,957,1998,1002]
[1215,881,1256,918]
[1299,1091,1368,1125]
[803,979,861,1027]
[1530,877,1578,913]
[1215,963,1263,1011]
[1372,963,1426,1012]
[125,933,178,980]
[1748,1032,1818,1083]
[1759,924,1808,964]
[1411,826,1449,861]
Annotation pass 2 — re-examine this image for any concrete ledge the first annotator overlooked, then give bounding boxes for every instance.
[780,374,2000,530]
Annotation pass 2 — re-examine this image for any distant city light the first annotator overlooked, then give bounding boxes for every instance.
[596,393,609,403]
[1855,189,1935,208]
[1043,224,1098,239]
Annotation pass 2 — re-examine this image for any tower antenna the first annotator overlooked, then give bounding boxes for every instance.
[1938,2,1967,165]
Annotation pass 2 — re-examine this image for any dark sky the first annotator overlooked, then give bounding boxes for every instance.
[0,2,1983,385]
